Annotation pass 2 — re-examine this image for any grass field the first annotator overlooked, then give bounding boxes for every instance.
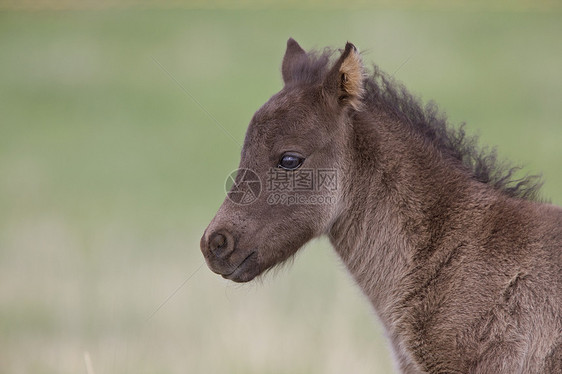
[0,6,561,374]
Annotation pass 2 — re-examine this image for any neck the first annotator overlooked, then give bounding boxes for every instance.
[328,111,487,328]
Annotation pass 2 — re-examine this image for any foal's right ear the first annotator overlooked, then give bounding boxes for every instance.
[323,42,365,111]
[281,38,307,85]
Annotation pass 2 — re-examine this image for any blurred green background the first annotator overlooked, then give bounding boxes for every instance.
[0,2,561,373]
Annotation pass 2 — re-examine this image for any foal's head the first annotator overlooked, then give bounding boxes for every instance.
[200,39,364,282]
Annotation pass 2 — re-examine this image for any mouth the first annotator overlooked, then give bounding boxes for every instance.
[221,251,258,283]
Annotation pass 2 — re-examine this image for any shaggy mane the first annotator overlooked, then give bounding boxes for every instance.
[300,48,543,201]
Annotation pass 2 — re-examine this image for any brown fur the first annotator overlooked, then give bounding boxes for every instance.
[201,39,562,373]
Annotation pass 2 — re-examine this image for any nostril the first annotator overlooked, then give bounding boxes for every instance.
[209,233,228,256]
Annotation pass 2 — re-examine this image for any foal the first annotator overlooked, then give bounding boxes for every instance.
[201,39,562,373]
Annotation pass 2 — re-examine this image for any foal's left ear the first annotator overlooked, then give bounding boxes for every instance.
[324,42,365,110]
[282,38,307,85]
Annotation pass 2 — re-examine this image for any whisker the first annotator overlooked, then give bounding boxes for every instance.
[146,262,205,321]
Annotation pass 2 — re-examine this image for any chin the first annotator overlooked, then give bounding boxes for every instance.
[217,252,261,283]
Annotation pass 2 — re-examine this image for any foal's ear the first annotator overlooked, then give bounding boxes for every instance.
[324,42,365,110]
[282,38,307,85]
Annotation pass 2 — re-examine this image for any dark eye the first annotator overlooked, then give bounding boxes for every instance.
[278,153,304,170]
